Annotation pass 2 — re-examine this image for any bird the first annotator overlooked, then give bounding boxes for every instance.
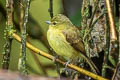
[46,14,98,73]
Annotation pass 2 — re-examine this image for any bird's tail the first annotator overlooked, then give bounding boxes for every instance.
[79,53,99,74]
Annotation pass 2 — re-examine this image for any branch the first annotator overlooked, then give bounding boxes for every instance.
[105,0,117,41]
[102,10,110,77]
[12,33,108,80]
[105,0,118,66]
[2,0,14,69]
[87,0,100,29]
[83,0,100,40]
[48,0,53,18]
[19,0,31,74]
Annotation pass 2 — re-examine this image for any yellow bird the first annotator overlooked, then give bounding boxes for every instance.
[46,14,98,73]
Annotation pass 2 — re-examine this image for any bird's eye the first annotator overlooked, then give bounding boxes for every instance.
[53,21,57,25]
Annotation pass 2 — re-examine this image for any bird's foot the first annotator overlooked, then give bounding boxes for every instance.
[53,56,59,63]
[62,60,72,74]
[61,68,72,77]
[64,60,72,68]
[60,60,72,76]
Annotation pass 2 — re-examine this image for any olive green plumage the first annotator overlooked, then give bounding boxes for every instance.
[47,14,98,73]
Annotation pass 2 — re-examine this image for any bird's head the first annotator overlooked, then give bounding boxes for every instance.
[46,14,73,28]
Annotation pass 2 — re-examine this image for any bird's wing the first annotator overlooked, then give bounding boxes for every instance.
[62,26,99,73]
[62,26,85,53]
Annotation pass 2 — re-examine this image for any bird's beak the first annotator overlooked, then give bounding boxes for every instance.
[45,21,51,24]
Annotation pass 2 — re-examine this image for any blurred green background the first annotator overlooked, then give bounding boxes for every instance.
[0,0,82,77]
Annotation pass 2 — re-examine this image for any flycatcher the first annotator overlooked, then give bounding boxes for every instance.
[46,14,98,73]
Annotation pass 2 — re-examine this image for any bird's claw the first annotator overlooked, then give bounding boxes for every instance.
[64,60,71,68]
[61,68,74,77]
[53,56,59,63]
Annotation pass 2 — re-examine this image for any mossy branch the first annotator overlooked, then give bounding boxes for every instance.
[2,0,14,69]
[19,0,31,74]
[102,10,110,77]
[105,0,118,67]
[12,33,108,80]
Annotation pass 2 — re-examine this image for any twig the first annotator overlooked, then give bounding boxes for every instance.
[81,0,88,30]
[87,0,100,29]
[85,11,106,43]
[12,33,108,80]
[19,0,24,32]
[91,12,106,28]
[119,8,120,64]
[2,0,14,69]
[105,0,118,66]
[83,0,100,40]
[112,5,120,80]
[112,63,120,80]
[105,0,118,67]
[102,10,110,77]
[105,0,117,41]
[102,0,118,77]
[48,0,53,18]
[19,0,30,74]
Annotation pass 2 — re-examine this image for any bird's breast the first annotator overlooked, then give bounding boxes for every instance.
[47,27,77,59]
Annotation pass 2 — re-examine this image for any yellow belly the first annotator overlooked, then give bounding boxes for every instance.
[47,27,78,59]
